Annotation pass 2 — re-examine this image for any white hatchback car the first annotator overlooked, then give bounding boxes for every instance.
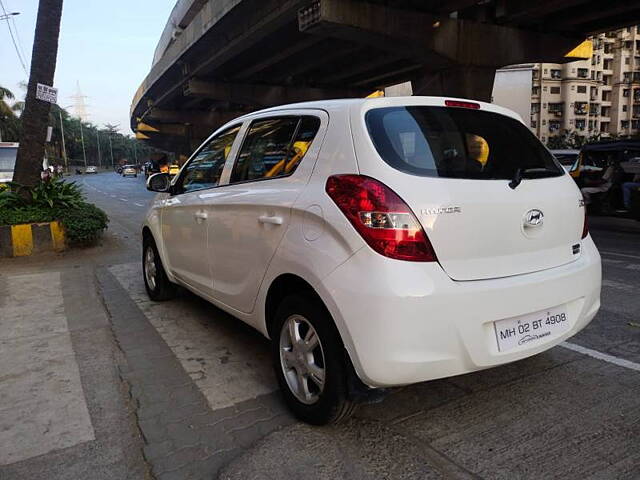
[143,97,601,424]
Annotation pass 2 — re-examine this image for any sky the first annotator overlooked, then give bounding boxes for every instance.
[0,0,175,134]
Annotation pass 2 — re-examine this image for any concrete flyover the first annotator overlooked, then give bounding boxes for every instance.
[130,0,640,154]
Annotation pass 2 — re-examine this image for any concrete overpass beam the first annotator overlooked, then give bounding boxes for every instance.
[298,0,583,68]
[184,78,366,106]
[146,108,243,126]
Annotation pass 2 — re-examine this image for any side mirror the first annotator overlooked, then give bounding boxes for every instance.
[146,173,171,193]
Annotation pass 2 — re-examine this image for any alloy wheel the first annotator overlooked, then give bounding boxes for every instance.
[144,246,157,291]
[279,314,326,405]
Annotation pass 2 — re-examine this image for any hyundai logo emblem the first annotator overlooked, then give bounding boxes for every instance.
[524,209,544,227]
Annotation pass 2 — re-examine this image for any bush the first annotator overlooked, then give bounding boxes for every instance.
[0,205,56,225]
[0,180,109,247]
[0,178,83,209]
[55,202,109,245]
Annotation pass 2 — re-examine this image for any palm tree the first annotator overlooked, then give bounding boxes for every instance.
[0,85,16,118]
[0,85,20,142]
[13,0,64,189]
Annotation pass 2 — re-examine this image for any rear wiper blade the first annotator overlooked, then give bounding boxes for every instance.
[509,168,523,190]
[509,168,558,189]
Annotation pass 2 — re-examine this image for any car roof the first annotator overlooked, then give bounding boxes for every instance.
[231,96,523,123]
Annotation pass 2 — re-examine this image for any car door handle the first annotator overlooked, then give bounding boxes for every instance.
[194,211,208,222]
[258,215,283,225]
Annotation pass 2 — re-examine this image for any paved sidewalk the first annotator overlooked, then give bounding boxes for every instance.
[97,266,294,480]
[0,265,149,479]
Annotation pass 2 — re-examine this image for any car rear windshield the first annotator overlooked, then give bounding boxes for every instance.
[365,106,563,180]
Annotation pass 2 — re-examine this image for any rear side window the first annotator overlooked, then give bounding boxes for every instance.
[230,116,320,184]
[365,106,563,180]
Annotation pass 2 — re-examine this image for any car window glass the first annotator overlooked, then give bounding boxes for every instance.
[177,125,241,193]
[230,116,320,184]
[366,106,563,180]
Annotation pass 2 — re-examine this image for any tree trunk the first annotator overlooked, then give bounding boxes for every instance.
[13,0,64,188]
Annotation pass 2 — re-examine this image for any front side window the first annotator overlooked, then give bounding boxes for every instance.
[230,116,320,184]
[177,125,241,193]
[365,106,563,180]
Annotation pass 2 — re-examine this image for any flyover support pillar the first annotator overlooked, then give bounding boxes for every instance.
[411,66,497,102]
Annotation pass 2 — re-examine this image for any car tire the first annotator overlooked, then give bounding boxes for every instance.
[271,294,356,425]
[134,174,137,178]
[142,235,176,301]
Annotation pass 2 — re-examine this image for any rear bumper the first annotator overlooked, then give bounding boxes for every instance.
[321,236,601,387]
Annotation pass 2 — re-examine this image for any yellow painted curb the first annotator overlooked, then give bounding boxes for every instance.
[50,221,66,252]
[11,224,33,257]
[1,221,67,257]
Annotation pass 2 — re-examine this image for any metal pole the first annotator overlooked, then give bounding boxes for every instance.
[80,122,87,167]
[58,110,68,172]
[108,134,114,167]
[96,130,102,167]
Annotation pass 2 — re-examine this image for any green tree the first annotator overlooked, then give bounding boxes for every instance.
[13,0,64,189]
[0,85,22,141]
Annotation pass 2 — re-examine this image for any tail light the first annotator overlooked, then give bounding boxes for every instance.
[325,175,437,262]
[445,99,480,109]
[581,208,589,239]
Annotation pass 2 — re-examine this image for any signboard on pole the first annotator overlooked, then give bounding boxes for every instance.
[35,83,58,104]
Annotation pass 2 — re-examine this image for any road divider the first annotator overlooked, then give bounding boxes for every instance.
[0,221,66,257]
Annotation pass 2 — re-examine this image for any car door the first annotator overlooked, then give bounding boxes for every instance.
[161,124,242,295]
[207,111,327,313]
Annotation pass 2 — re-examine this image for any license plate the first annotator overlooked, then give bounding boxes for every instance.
[493,306,570,353]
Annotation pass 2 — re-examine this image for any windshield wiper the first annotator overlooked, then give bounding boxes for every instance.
[509,168,523,190]
[509,167,559,189]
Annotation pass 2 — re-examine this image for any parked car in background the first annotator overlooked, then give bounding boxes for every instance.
[85,165,98,174]
[122,165,137,177]
[168,163,180,177]
[142,97,601,425]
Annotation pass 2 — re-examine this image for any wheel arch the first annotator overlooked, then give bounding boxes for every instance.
[264,272,376,399]
[265,273,326,340]
[142,225,153,241]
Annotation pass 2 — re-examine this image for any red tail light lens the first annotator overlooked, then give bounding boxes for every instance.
[325,175,437,262]
[581,208,589,239]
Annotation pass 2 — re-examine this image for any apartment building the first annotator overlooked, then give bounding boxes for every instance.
[495,26,640,145]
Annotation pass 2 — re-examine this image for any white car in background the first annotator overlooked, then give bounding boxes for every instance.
[141,97,601,425]
[85,165,98,174]
[122,165,137,177]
